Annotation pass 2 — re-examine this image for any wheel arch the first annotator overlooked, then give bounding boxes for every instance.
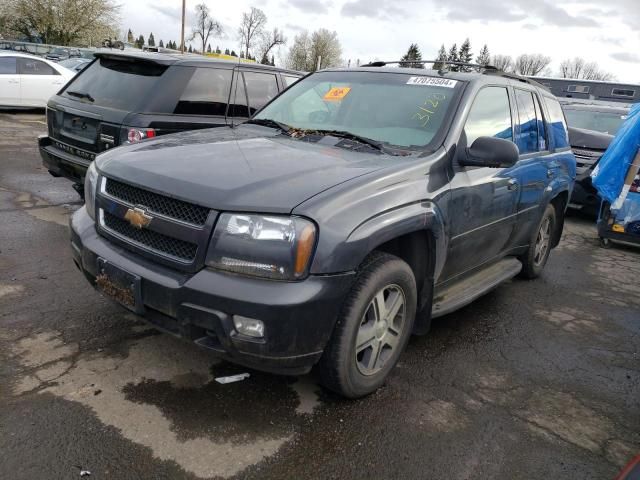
[549,189,569,248]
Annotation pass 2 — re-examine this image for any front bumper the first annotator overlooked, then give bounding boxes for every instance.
[569,174,600,211]
[39,135,92,184]
[70,207,355,375]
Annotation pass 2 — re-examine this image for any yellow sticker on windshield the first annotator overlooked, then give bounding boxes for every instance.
[323,87,351,101]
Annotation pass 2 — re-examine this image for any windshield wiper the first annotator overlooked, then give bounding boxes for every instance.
[66,91,95,102]
[246,118,291,132]
[314,129,389,153]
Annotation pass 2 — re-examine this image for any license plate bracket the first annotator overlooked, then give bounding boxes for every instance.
[96,258,143,314]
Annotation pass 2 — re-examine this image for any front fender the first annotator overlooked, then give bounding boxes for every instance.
[311,201,448,279]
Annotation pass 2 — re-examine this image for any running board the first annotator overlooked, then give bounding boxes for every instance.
[431,258,522,318]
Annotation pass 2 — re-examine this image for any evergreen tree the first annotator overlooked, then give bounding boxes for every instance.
[433,44,448,70]
[476,44,490,67]
[230,50,237,57]
[447,43,459,71]
[399,43,424,69]
[225,48,230,55]
[148,32,155,47]
[188,45,193,53]
[458,38,473,71]
[207,43,212,53]
[216,45,221,54]
[240,51,245,59]
[127,29,134,44]
[159,39,164,48]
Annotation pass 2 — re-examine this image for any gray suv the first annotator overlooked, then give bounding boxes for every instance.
[70,63,575,398]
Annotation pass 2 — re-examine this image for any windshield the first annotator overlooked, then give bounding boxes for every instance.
[563,108,628,135]
[254,71,462,149]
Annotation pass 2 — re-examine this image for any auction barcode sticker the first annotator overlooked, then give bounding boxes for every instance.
[406,77,458,88]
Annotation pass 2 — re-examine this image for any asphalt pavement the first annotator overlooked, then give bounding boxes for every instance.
[0,111,638,480]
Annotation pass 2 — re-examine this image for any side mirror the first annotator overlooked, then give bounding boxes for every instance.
[460,136,519,168]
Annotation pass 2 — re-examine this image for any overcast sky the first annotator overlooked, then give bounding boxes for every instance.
[121,0,640,83]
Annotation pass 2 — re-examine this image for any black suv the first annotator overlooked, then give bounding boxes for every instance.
[45,47,82,62]
[560,99,631,213]
[70,64,575,398]
[39,52,302,191]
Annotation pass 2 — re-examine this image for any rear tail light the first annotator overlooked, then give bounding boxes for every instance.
[126,128,156,143]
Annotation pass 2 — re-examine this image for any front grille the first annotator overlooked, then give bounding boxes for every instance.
[105,178,209,226]
[103,211,198,262]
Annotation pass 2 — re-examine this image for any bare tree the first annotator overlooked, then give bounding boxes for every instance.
[258,28,286,65]
[559,57,615,81]
[285,29,342,71]
[2,0,120,45]
[238,7,267,59]
[514,54,552,76]
[191,3,222,56]
[492,54,513,72]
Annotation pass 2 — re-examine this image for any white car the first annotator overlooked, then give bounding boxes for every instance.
[0,52,75,108]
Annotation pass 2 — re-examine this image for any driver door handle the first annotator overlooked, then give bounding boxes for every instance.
[507,178,519,190]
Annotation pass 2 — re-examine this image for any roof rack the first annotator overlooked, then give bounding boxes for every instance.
[360,59,544,88]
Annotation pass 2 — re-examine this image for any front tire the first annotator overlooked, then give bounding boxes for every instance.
[317,252,417,398]
[520,203,557,279]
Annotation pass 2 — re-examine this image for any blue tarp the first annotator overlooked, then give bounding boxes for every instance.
[592,102,640,204]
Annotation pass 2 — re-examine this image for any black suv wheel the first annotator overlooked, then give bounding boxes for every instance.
[520,203,557,279]
[317,252,417,398]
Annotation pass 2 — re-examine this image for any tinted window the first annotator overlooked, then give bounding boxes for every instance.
[283,75,300,87]
[228,72,249,118]
[533,94,547,151]
[545,97,570,149]
[18,58,57,76]
[515,89,541,154]
[174,68,231,116]
[0,57,17,74]
[244,72,279,115]
[61,57,167,110]
[464,87,513,145]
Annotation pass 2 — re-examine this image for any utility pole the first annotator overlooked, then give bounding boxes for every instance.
[180,0,186,54]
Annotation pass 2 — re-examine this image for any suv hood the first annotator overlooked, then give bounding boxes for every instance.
[96,125,394,213]
[568,126,613,150]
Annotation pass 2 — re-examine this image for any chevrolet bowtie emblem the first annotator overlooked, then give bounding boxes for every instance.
[124,206,152,229]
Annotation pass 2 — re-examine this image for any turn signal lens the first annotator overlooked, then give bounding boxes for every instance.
[295,223,316,277]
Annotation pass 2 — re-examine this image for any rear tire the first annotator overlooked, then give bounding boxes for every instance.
[316,252,417,398]
[519,203,557,279]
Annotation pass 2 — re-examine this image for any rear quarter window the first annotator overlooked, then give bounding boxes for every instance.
[244,71,279,115]
[173,67,232,116]
[0,57,17,74]
[544,97,570,149]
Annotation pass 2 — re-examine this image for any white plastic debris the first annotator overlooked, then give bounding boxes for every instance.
[80,471,91,477]
[215,373,250,384]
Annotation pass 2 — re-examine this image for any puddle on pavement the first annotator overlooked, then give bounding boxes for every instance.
[7,328,322,479]
[8,189,77,227]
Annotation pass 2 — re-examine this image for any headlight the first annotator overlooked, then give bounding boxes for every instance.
[206,214,317,280]
[84,161,98,220]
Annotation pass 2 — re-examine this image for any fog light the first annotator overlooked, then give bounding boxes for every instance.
[233,316,265,338]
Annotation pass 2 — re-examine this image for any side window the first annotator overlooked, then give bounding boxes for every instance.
[514,89,540,155]
[174,68,232,116]
[544,97,570,149]
[464,86,513,145]
[243,71,279,115]
[0,57,17,74]
[18,58,58,75]
[533,94,547,151]
[283,75,300,88]
[228,72,249,118]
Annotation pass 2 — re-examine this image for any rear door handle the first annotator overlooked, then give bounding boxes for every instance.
[508,179,519,190]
